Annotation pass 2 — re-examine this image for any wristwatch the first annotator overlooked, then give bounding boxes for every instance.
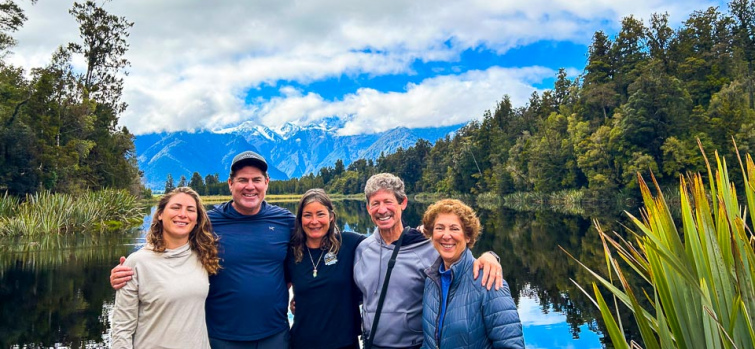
[485,251,500,263]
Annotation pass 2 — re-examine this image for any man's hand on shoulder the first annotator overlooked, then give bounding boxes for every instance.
[473,251,503,291]
[110,256,134,290]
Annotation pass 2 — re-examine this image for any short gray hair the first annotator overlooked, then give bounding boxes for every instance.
[364,173,407,203]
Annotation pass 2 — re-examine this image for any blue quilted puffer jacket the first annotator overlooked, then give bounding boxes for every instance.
[421,249,524,349]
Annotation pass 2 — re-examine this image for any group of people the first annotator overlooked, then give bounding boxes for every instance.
[109,150,525,348]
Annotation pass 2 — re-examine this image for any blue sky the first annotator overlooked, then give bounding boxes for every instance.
[518,293,603,348]
[9,0,728,136]
[247,41,590,103]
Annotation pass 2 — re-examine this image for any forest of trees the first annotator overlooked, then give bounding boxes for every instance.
[222,0,755,200]
[0,1,143,196]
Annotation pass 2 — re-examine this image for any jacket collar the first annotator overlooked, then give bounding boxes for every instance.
[212,200,268,220]
[424,248,474,286]
[373,225,428,247]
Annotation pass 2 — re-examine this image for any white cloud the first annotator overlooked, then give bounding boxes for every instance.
[246,66,553,135]
[517,291,570,327]
[6,0,726,134]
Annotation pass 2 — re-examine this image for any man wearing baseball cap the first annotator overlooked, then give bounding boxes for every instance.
[110,150,296,348]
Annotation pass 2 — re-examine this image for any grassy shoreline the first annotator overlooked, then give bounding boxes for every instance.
[0,190,144,237]
[146,193,365,205]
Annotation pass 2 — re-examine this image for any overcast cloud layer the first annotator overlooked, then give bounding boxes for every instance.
[8,0,724,135]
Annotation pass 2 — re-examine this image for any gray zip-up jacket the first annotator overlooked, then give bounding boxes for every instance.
[354,227,438,348]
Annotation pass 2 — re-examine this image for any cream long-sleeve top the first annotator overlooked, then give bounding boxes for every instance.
[111,242,211,349]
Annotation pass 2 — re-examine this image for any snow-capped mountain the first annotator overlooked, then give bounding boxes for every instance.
[136,122,462,190]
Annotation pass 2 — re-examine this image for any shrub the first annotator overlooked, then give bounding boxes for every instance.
[0,189,143,236]
[566,149,755,348]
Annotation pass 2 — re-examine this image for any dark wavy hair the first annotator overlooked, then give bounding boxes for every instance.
[148,187,221,274]
[291,188,342,263]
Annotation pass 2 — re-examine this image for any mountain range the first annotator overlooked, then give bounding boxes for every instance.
[135,120,463,190]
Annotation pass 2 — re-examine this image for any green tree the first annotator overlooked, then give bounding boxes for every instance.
[505,132,535,192]
[671,7,733,107]
[445,126,484,194]
[189,172,204,192]
[553,68,574,109]
[0,0,36,53]
[328,170,360,194]
[528,113,582,192]
[610,15,647,102]
[731,0,755,107]
[582,31,618,120]
[618,64,692,163]
[67,1,140,193]
[204,173,219,195]
[392,139,432,193]
[660,136,706,178]
[164,173,175,193]
[67,1,132,111]
[0,62,36,194]
[574,124,620,193]
[333,159,345,176]
[621,151,659,189]
[707,80,755,155]
[420,136,453,192]
[0,1,38,195]
[318,166,335,186]
[28,48,95,193]
[646,12,674,71]
[346,158,376,193]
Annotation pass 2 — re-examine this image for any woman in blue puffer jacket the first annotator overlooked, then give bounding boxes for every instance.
[421,199,524,349]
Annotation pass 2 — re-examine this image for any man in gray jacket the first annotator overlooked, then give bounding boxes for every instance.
[354,173,503,349]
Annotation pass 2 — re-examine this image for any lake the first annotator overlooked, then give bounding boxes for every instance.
[0,198,640,348]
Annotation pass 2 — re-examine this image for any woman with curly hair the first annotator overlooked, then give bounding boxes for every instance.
[112,187,220,349]
[286,188,365,349]
[420,199,524,349]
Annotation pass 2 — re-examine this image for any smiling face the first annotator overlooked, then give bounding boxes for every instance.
[367,189,407,235]
[301,201,333,246]
[158,192,198,248]
[431,212,469,269]
[228,165,269,215]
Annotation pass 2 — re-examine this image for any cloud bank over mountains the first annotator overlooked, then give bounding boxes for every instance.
[8,0,723,135]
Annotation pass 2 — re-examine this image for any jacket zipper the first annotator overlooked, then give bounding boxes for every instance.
[434,270,455,349]
[434,276,442,348]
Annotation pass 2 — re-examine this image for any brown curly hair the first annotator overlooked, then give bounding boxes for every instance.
[148,187,221,275]
[291,188,342,263]
[421,199,482,248]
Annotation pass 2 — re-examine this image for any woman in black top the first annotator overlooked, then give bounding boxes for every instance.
[286,189,365,349]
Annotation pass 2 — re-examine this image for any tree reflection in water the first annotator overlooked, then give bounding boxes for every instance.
[0,232,141,348]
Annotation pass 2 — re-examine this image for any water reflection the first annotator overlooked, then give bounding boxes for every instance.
[0,199,636,348]
[518,291,602,348]
[0,230,140,349]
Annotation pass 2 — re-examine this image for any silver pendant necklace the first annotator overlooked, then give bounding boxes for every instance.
[307,247,325,277]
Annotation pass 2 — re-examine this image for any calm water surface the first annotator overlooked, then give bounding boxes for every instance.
[0,199,639,348]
